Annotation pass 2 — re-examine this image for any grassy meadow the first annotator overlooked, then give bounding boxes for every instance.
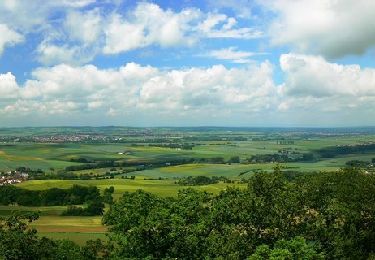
[0,205,106,245]
[17,178,247,198]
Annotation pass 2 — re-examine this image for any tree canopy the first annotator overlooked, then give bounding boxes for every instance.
[102,167,375,259]
[1,167,374,259]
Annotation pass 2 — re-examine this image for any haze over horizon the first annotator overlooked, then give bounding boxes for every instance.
[1,0,375,127]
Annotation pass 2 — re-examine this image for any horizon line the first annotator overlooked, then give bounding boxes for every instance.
[1,125,375,129]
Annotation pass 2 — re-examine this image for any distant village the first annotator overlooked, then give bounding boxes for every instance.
[0,171,29,186]
[0,128,164,144]
[0,134,114,143]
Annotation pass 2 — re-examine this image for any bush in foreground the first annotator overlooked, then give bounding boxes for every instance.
[0,213,106,259]
[103,167,375,259]
[1,167,374,259]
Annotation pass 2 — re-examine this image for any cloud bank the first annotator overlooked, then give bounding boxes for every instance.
[264,0,375,58]
[0,62,276,123]
[1,1,375,126]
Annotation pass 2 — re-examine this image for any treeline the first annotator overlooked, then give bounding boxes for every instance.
[65,158,196,172]
[103,167,375,259]
[0,214,108,259]
[0,185,101,207]
[184,136,247,141]
[346,158,375,167]
[177,176,233,186]
[62,186,113,216]
[65,156,236,172]
[9,156,242,181]
[62,201,104,216]
[316,143,375,158]
[248,152,316,163]
[11,167,90,180]
[1,167,375,259]
[148,143,194,150]
[14,167,44,174]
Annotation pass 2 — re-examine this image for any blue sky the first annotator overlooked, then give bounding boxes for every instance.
[1,0,375,127]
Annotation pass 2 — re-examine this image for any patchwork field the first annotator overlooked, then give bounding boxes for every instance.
[0,205,106,245]
[17,178,247,198]
[1,179,246,243]
[1,127,375,244]
[1,134,374,172]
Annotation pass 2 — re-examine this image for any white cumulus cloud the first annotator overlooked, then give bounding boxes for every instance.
[280,53,375,98]
[0,62,277,122]
[0,72,19,99]
[103,3,201,54]
[263,0,375,58]
[277,53,375,123]
[0,24,23,56]
[103,3,262,55]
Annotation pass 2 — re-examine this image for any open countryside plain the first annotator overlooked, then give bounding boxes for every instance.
[1,133,373,171]
[1,127,375,243]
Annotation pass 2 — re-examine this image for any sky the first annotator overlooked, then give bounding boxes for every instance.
[1,0,375,127]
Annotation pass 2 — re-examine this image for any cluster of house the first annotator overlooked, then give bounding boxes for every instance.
[0,134,113,143]
[0,171,29,186]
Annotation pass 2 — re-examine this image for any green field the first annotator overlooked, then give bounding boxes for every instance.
[140,163,259,178]
[2,127,375,244]
[38,232,107,245]
[0,205,106,245]
[1,135,374,172]
[17,178,247,198]
[1,179,246,244]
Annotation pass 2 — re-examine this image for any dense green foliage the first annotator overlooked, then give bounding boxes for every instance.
[316,143,375,158]
[177,175,232,185]
[103,167,375,259]
[62,201,105,216]
[346,159,374,167]
[64,158,196,172]
[61,186,113,216]
[248,152,317,163]
[102,186,114,205]
[248,236,324,259]
[0,185,101,207]
[1,167,374,259]
[148,143,194,150]
[0,214,106,259]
